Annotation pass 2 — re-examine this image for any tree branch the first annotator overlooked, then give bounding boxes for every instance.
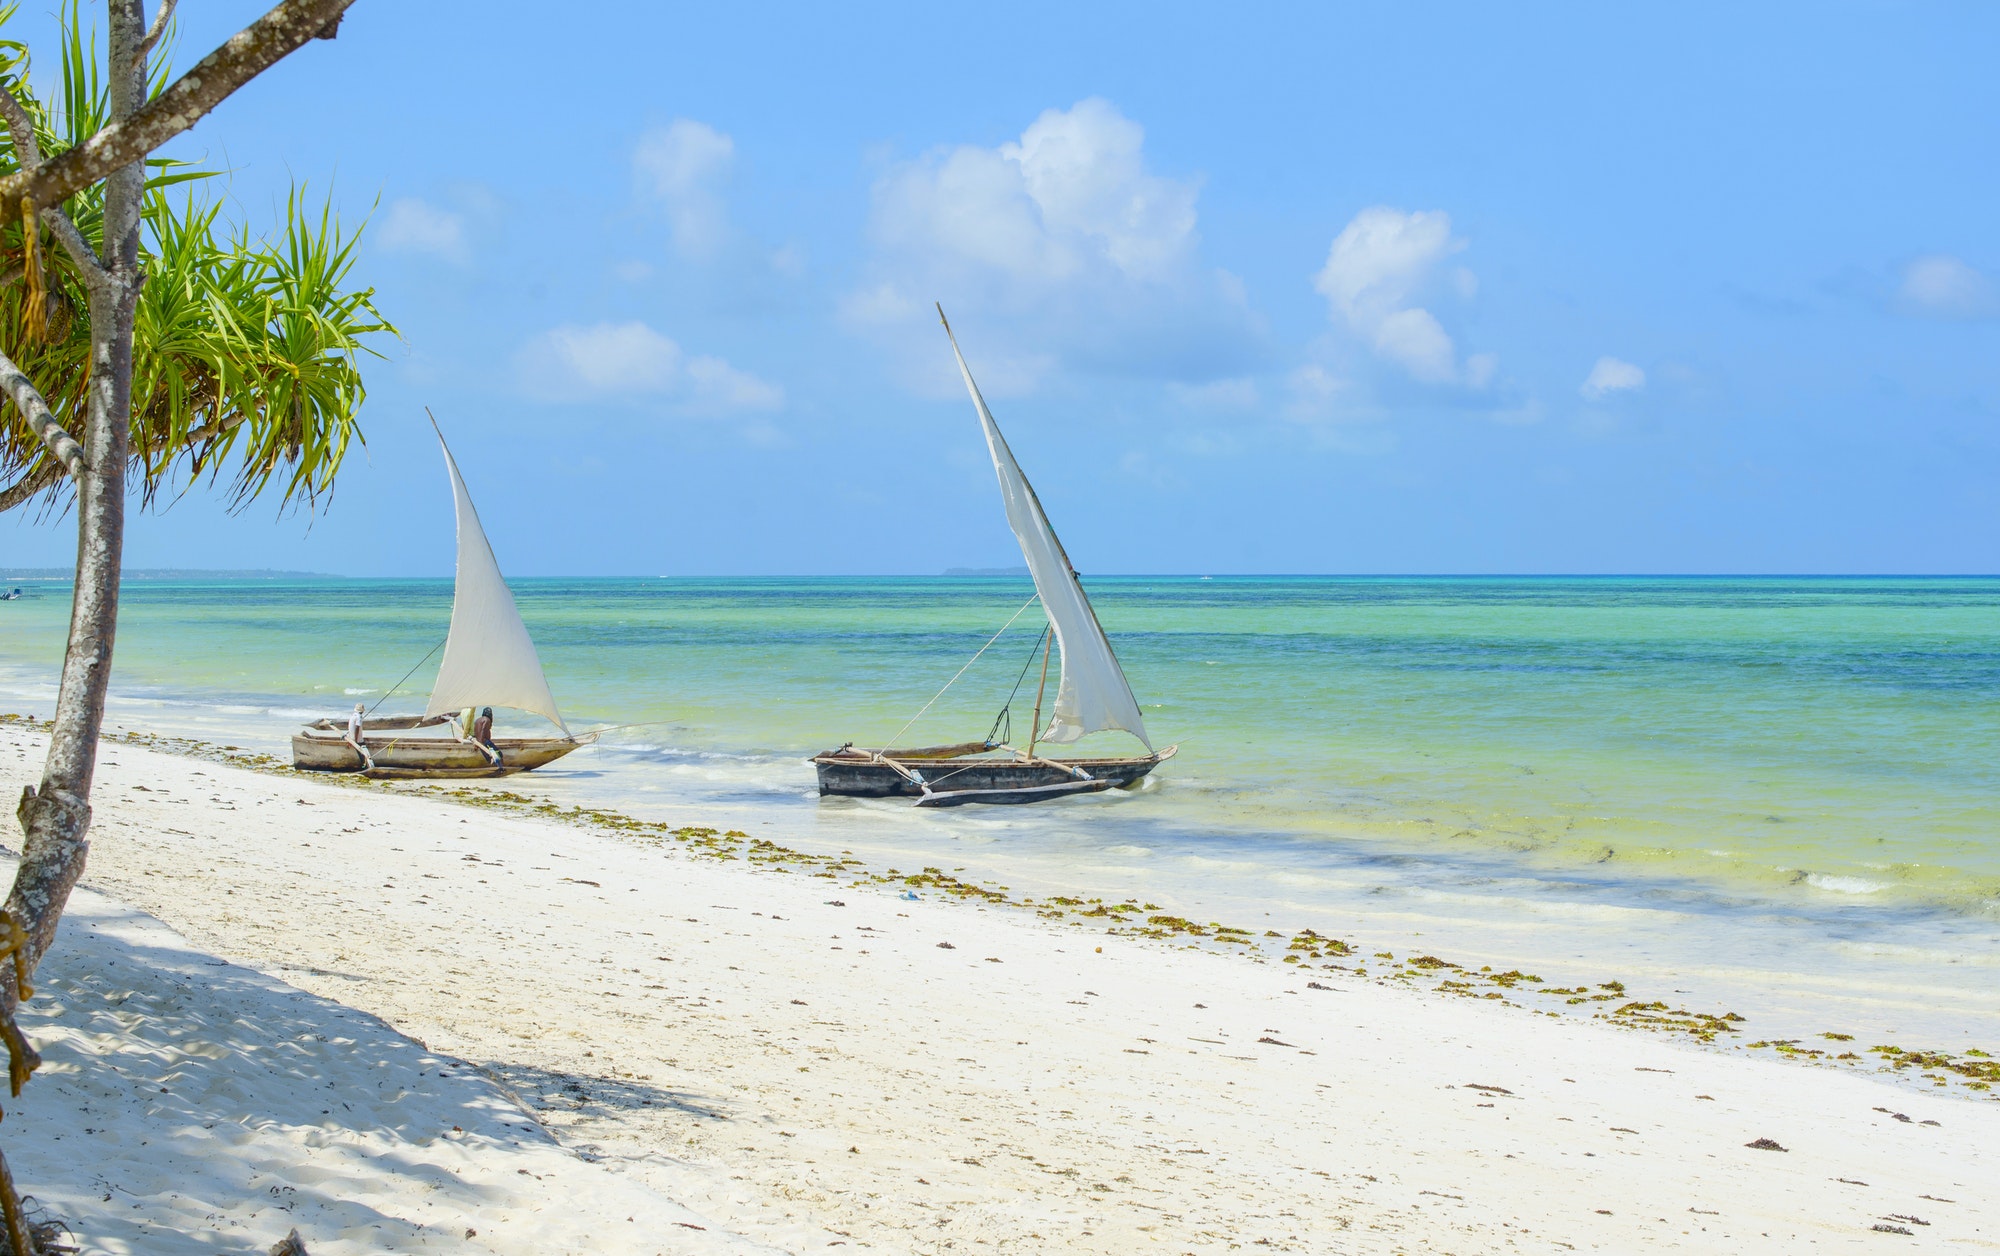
[135,0,178,69]
[0,462,60,514]
[0,83,106,279]
[0,348,84,479]
[37,197,104,279]
[0,85,41,169]
[0,0,356,212]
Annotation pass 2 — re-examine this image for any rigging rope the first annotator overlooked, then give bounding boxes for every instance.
[367,636,449,716]
[986,621,1050,746]
[882,592,1041,750]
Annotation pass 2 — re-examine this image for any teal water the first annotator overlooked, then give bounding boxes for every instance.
[2,575,1997,1040]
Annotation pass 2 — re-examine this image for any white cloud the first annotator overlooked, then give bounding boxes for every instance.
[1313,207,1488,387]
[517,321,781,415]
[377,198,467,263]
[1282,364,1362,422]
[1001,99,1198,283]
[533,322,679,393]
[685,355,784,412]
[1371,307,1457,383]
[1896,254,1996,319]
[634,119,736,260]
[1465,352,1499,390]
[866,99,1197,291]
[845,98,1256,391]
[1579,356,1645,400]
[1168,376,1259,411]
[769,243,807,278]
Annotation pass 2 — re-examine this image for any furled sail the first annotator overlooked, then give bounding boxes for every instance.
[939,308,1151,750]
[423,428,567,732]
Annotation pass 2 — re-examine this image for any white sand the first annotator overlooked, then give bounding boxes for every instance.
[5,882,769,1255]
[3,724,1996,1253]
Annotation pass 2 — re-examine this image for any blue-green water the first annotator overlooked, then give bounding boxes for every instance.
[2,575,1997,1041]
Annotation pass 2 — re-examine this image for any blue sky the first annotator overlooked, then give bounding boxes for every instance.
[4,2,1997,575]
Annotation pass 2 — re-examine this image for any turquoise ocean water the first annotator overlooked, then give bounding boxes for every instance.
[2,575,1996,1045]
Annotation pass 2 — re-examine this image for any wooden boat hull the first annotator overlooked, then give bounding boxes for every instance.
[291,732,583,779]
[812,744,1173,800]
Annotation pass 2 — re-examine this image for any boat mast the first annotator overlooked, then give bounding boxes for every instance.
[1025,629,1052,761]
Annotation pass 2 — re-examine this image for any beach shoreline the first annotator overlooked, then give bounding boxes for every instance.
[0,721,1994,1251]
[7,572,1999,1067]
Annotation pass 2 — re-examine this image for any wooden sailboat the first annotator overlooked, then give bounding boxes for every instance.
[292,423,590,779]
[814,307,1176,806]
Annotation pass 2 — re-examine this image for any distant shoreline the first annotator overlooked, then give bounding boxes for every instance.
[0,568,333,581]
[6,569,1998,582]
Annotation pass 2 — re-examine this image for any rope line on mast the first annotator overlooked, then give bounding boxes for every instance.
[882,592,1040,750]
[366,636,449,717]
[985,621,1050,746]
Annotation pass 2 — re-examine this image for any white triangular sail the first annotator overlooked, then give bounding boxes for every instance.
[939,310,1151,750]
[422,428,567,732]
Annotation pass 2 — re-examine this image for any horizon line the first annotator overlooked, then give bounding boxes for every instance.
[7,570,2000,582]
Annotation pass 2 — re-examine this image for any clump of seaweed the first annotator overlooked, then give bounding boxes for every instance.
[893,868,1009,904]
[1611,1002,1744,1042]
[1868,1044,2000,1089]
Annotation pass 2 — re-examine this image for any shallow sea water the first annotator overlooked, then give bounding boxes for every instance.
[1,574,1996,1048]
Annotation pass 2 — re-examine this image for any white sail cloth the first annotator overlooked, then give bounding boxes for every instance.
[422,431,567,732]
[942,315,1151,750]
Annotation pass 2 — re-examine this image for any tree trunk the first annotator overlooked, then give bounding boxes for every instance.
[2,0,148,1016]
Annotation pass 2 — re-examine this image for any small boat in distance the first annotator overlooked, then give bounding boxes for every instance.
[292,421,590,779]
[813,307,1176,806]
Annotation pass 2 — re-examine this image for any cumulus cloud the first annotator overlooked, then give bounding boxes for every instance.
[1313,207,1488,386]
[1282,364,1358,422]
[517,321,782,415]
[377,198,468,263]
[635,119,736,260]
[1168,377,1259,411]
[845,98,1257,391]
[1580,356,1645,400]
[1896,254,1996,320]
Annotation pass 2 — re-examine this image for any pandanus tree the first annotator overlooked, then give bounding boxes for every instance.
[0,1,379,1246]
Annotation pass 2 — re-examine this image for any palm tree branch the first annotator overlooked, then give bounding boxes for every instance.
[0,0,356,213]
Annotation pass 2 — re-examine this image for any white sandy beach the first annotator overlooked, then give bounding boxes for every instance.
[1,722,1995,1253]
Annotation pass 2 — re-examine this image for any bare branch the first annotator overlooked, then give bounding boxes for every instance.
[0,0,357,212]
[0,83,105,279]
[0,462,60,514]
[0,348,84,479]
[38,202,105,279]
[135,0,178,68]
[0,86,40,169]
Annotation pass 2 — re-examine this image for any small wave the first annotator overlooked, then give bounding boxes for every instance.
[1805,873,1888,895]
[342,687,377,696]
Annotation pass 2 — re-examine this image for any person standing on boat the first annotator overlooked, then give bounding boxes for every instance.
[344,703,374,772]
[471,706,500,767]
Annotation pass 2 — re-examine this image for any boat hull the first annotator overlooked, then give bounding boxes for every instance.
[812,745,1171,800]
[291,733,582,779]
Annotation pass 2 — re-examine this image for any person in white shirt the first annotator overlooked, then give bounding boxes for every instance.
[343,703,374,771]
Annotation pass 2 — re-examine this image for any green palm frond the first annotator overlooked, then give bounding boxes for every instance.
[0,3,395,516]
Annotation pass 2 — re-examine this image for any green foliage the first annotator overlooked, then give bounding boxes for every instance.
[0,2,395,514]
